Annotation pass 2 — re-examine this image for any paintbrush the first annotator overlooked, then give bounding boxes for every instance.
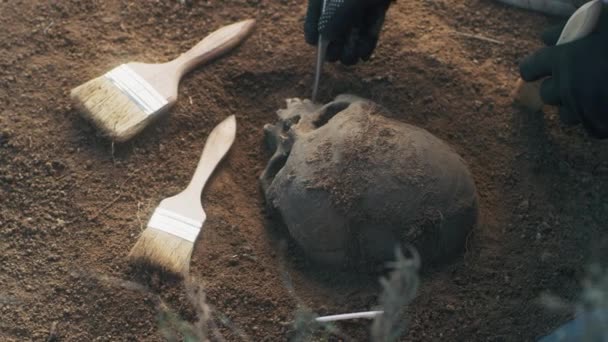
[128,115,237,275]
[70,19,254,142]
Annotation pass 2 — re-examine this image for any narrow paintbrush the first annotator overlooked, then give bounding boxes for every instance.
[128,115,237,275]
[70,20,254,142]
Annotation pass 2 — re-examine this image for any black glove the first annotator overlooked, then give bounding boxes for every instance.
[304,0,393,65]
[519,10,608,138]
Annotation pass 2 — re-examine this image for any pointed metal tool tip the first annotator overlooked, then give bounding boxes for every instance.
[312,0,329,103]
[312,37,329,103]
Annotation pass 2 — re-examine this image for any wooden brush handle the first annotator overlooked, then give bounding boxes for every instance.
[185,115,237,196]
[172,19,256,77]
[512,78,544,112]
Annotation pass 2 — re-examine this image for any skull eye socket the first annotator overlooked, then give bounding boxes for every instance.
[260,121,295,193]
[263,151,289,188]
[282,115,300,130]
[313,102,350,128]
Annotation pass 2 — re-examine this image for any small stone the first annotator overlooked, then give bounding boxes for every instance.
[242,254,257,262]
[227,256,239,266]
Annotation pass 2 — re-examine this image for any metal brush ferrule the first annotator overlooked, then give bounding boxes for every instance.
[147,208,204,242]
[105,65,169,116]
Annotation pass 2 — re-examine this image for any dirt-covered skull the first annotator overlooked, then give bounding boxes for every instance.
[261,95,478,268]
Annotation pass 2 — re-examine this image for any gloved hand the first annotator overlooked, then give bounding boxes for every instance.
[519,10,608,138]
[304,0,393,65]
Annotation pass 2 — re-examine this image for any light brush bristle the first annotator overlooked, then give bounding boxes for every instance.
[70,76,152,142]
[128,228,194,275]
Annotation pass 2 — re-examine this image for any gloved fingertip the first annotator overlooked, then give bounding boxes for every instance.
[326,42,342,62]
[304,22,319,45]
[340,53,358,66]
[539,78,561,106]
[340,32,359,65]
[357,36,378,61]
[518,56,537,82]
[519,47,555,82]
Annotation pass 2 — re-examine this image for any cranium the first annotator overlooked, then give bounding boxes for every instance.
[261,95,478,268]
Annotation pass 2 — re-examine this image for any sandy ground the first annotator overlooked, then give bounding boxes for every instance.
[2,0,608,341]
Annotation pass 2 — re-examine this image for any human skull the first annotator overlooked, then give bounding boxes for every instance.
[261,95,478,268]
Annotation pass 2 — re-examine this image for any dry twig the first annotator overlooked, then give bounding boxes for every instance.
[90,193,123,220]
[452,31,504,45]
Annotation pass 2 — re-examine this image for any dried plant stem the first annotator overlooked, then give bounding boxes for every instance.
[452,31,504,45]
[371,247,421,342]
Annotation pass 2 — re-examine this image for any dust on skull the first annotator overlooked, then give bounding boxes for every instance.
[260,95,478,269]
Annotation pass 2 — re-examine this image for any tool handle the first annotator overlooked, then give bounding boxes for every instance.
[315,311,383,323]
[512,78,544,112]
[172,19,256,78]
[185,115,237,196]
[513,0,602,111]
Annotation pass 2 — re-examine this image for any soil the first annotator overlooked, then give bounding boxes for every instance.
[2,0,608,341]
